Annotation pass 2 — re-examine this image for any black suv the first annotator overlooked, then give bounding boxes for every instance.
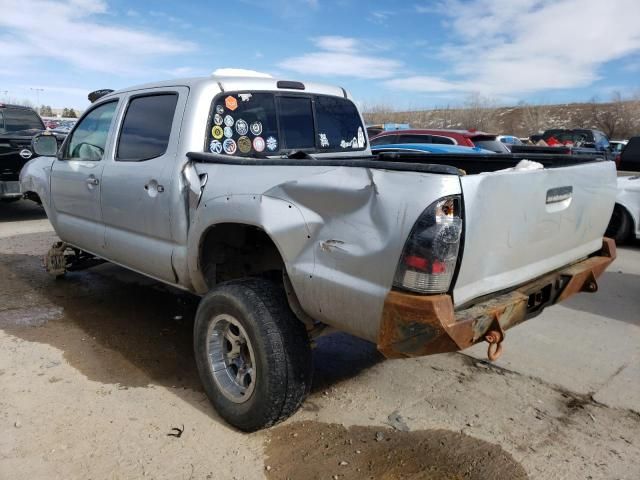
[0,104,49,201]
[619,137,640,172]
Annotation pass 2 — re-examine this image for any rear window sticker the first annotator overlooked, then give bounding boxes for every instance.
[225,96,238,111]
[236,119,249,136]
[357,127,365,148]
[224,126,234,138]
[212,125,224,140]
[213,113,223,126]
[216,104,224,115]
[340,138,358,148]
[319,133,329,147]
[223,138,237,154]
[238,136,252,153]
[266,136,278,151]
[239,93,252,102]
[224,115,234,127]
[253,136,265,152]
[209,139,223,153]
[250,121,262,136]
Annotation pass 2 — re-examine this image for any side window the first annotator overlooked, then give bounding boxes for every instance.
[117,94,178,162]
[397,134,431,144]
[370,134,397,146]
[430,135,455,145]
[65,101,118,161]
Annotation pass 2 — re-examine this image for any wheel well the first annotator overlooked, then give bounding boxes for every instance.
[199,223,285,289]
[616,203,636,229]
[23,191,42,205]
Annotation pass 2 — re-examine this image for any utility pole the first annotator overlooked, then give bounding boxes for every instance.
[0,90,7,100]
[30,87,44,106]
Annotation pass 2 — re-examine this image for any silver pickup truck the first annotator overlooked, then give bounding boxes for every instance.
[21,75,617,431]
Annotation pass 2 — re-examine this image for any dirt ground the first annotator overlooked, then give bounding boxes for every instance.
[1,203,639,479]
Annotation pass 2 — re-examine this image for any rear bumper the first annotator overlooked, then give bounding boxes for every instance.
[377,238,616,359]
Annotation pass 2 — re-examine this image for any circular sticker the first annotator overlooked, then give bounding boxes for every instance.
[253,136,265,152]
[223,138,237,154]
[209,139,223,154]
[223,126,234,138]
[250,121,262,136]
[224,115,234,127]
[211,125,224,140]
[266,136,278,152]
[237,136,252,153]
[216,104,224,115]
[213,113,223,126]
[235,119,248,136]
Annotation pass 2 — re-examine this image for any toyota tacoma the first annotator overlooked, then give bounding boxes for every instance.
[21,75,617,431]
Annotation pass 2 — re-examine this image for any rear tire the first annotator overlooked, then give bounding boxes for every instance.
[193,278,312,431]
[606,205,633,243]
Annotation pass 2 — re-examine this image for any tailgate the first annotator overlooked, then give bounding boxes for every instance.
[453,161,617,307]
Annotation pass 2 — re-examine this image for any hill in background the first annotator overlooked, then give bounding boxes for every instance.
[363,95,640,140]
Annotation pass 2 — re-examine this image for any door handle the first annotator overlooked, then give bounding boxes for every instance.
[86,176,99,186]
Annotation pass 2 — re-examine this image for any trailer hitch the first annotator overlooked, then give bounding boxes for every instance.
[484,317,505,361]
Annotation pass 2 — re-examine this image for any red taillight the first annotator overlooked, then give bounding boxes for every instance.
[393,196,462,294]
[431,260,447,274]
[615,154,621,169]
[405,255,428,271]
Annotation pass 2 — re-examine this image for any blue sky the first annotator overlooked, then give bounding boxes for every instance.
[1,0,640,111]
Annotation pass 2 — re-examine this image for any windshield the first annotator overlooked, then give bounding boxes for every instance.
[1,108,44,133]
[206,92,366,156]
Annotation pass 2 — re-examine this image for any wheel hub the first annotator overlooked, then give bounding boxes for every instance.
[207,314,256,403]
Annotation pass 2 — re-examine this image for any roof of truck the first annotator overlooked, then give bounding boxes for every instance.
[101,75,350,101]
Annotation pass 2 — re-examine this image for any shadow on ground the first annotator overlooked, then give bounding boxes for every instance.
[0,200,47,222]
[563,270,640,326]
[0,252,383,421]
[265,421,528,480]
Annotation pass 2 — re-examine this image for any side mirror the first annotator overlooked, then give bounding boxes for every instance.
[32,133,58,157]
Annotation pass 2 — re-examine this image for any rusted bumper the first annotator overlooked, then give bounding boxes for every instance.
[378,238,616,359]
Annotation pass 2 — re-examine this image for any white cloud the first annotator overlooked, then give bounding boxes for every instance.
[279,36,402,79]
[0,0,195,75]
[390,0,640,96]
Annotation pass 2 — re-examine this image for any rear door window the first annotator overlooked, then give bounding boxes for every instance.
[207,92,365,156]
[117,94,178,161]
[369,134,397,146]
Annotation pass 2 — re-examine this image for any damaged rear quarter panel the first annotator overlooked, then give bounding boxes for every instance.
[188,163,460,341]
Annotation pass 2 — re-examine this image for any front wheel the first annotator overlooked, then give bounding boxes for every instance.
[193,278,312,431]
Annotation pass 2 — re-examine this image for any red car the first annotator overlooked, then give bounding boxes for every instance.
[370,128,511,153]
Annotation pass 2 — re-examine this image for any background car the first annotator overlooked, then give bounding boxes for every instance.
[618,137,640,172]
[370,128,511,153]
[371,143,495,155]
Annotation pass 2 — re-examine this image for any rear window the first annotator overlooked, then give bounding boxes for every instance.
[1,108,44,132]
[206,92,365,156]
